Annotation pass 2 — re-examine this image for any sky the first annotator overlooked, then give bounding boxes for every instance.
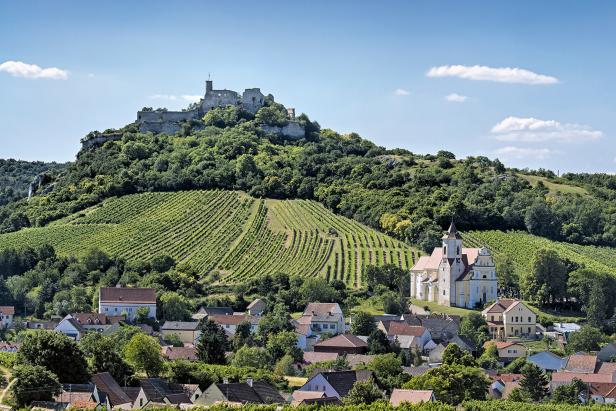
[0,1,615,173]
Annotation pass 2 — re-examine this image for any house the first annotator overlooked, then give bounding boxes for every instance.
[53,384,98,409]
[55,315,86,341]
[410,222,497,308]
[303,351,339,365]
[589,383,616,404]
[297,303,345,336]
[192,306,233,321]
[71,313,125,334]
[483,341,527,363]
[482,299,536,340]
[161,346,198,361]
[208,314,259,335]
[133,378,193,407]
[528,351,566,372]
[489,374,522,399]
[346,354,375,369]
[551,372,616,389]
[380,321,431,350]
[90,372,133,410]
[389,389,435,405]
[290,392,342,406]
[563,354,598,374]
[313,334,368,355]
[598,343,616,362]
[161,321,201,344]
[0,306,15,328]
[98,287,157,321]
[413,314,460,342]
[297,370,374,399]
[196,380,285,405]
[247,299,266,316]
[0,341,20,352]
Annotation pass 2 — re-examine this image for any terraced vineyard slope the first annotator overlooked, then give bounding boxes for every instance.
[0,190,419,287]
[464,230,616,277]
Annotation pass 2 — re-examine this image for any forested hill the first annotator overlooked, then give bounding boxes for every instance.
[0,102,615,252]
[0,159,68,207]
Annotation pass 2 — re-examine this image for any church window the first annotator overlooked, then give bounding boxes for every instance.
[444,246,447,254]
[457,246,460,254]
[443,290,446,296]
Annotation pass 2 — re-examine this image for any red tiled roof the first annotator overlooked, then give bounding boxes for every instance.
[564,354,597,373]
[484,299,518,314]
[72,313,124,325]
[314,334,367,349]
[0,306,15,315]
[389,389,433,405]
[162,346,198,361]
[303,303,341,317]
[99,287,156,304]
[590,383,616,398]
[597,362,616,375]
[552,372,613,384]
[387,322,426,337]
[410,247,480,272]
[303,352,338,364]
[483,341,523,350]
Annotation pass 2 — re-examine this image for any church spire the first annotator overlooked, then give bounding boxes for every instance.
[442,220,462,240]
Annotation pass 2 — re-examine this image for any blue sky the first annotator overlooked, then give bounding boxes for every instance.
[1,1,614,173]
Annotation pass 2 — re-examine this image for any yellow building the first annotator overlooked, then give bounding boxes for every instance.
[161,321,201,344]
[482,299,537,340]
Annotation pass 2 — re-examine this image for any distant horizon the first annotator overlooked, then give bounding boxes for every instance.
[1,1,614,173]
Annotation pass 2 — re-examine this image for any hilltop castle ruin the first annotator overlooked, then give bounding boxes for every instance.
[136,80,305,138]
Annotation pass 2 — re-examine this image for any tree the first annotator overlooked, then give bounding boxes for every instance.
[367,353,409,393]
[123,333,163,377]
[344,380,384,405]
[442,344,476,367]
[17,330,89,383]
[566,325,607,353]
[551,378,586,404]
[12,364,61,406]
[459,313,490,348]
[230,346,272,369]
[160,291,193,321]
[403,364,489,405]
[587,282,608,328]
[367,329,390,354]
[274,354,296,376]
[504,357,528,373]
[257,303,293,341]
[521,249,567,305]
[196,319,228,364]
[350,311,377,336]
[477,342,500,369]
[80,333,133,382]
[151,255,175,273]
[365,264,408,295]
[266,330,302,362]
[299,277,338,304]
[519,363,550,401]
[232,321,254,351]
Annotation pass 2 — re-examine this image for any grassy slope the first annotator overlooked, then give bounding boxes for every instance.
[518,174,588,195]
[0,190,420,287]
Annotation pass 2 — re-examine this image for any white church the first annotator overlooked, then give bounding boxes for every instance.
[410,222,498,309]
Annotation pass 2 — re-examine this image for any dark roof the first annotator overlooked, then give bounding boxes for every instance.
[99,287,156,304]
[91,372,132,406]
[64,317,85,333]
[319,370,374,397]
[216,381,285,404]
[442,221,462,239]
[161,321,199,331]
[61,383,95,393]
[122,387,142,401]
[140,378,191,404]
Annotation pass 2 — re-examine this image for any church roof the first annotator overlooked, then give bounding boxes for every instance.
[442,221,462,240]
[410,247,480,273]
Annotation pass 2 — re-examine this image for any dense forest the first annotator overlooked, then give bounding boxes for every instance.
[0,159,67,206]
[1,102,615,251]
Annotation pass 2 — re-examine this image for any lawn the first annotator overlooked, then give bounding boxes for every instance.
[518,174,588,196]
[409,298,477,317]
[350,297,385,316]
[284,376,308,387]
[527,303,585,323]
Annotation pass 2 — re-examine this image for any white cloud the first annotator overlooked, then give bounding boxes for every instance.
[149,94,201,103]
[491,116,603,143]
[393,88,410,96]
[0,60,68,80]
[495,146,554,160]
[427,64,558,85]
[445,93,467,103]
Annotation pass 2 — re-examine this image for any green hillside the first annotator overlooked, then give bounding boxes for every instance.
[0,190,419,287]
[464,230,616,278]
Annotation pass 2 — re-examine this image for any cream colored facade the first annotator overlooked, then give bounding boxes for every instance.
[483,300,536,340]
[410,223,498,309]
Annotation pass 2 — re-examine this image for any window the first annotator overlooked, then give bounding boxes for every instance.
[443,290,446,296]
[528,327,531,333]
[528,316,531,322]
[491,315,494,321]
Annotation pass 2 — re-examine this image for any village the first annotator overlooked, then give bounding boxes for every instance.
[0,225,612,409]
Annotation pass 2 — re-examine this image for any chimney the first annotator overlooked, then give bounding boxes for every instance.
[206,80,213,94]
[246,378,253,387]
[287,107,295,119]
[223,378,229,384]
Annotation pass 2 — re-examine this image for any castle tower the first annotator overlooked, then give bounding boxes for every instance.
[442,221,462,259]
[206,80,213,94]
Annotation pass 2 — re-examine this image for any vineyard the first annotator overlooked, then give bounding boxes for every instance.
[464,230,616,277]
[0,190,419,287]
